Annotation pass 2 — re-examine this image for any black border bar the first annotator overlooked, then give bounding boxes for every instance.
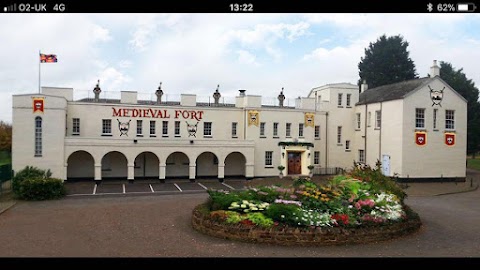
[0,0,479,13]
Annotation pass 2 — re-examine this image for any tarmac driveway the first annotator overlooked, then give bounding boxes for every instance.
[0,186,480,257]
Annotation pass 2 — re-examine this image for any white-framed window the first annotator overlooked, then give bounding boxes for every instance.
[34,116,42,157]
[314,125,320,139]
[433,109,438,130]
[204,122,212,136]
[174,121,180,136]
[314,151,320,165]
[273,122,278,137]
[265,151,273,166]
[150,121,156,136]
[356,113,361,130]
[162,121,168,136]
[368,111,371,127]
[232,122,237,138]
[446,110,455,130]
[415,108,425,129]
[359,150,365,163]
[72,118,80,135]
[299,123,304,137]
[260,122,266,137]
[337,93,343,107]
[286,123,291,137]
[102,119,112,135]
[346,94,351,107]
[136,120,143,136]
[337,126,342,144]
[346,140,350,151]
[375,110,381,129]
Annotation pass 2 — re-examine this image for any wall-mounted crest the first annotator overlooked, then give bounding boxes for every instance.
[117,119,131,136]
[445,133,455,147]
[248,110,259,126]
[304,112,315,127]
[429,85,444,107]
[186,121,198,137]
[415,131,427,146]
[32,97,44,113]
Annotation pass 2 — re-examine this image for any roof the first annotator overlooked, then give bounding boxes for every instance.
[356,77,433,105]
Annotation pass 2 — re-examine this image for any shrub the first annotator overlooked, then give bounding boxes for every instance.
[17,177,66,200]
[264,203,300,223]
[208,190,241,210]
[246,212,274,228]
[292,177,317,189]
[12,166,51,195]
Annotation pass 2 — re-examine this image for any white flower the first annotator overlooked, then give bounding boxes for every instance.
[281,215,285,219]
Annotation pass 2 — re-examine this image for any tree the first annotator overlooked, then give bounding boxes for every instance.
[0,121,12,152]
[358,35,418,89]
[440,62,480,158]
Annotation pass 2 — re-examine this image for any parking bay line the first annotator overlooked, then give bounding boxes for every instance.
[173,183,183,192]
[123,184,126,194]
[197,182,208,190]
[149,184,155,193]
[93,184,97,195]
[221,182,235,190]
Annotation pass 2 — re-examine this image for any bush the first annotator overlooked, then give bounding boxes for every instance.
[246,212,274,228]
[264,203,300,223]
[12,166,52,195]
[17,177,66,200]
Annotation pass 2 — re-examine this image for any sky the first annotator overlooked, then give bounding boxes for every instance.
[1,13,480,123]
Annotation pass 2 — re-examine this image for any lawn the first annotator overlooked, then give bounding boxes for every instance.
[467,158,480,171]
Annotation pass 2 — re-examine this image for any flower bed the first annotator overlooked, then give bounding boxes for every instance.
[192,165,422,246]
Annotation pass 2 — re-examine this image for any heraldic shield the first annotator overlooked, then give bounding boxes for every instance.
[415,132,427,146]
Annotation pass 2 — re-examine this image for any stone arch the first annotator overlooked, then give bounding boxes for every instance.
[224,152,246,178]
[196,152,218,178]
[67,150,94,180]
[134,152,160,180]
[101,151,128,180]
[166,151,189,179]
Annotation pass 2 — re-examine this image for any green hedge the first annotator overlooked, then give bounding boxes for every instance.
[17,177,66,200]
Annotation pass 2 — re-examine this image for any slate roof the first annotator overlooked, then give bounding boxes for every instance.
[357,77,433,105]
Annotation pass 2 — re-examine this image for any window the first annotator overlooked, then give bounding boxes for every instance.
[345,140,350,151]
[286,123,291,137]
[314,151,320,165]
[415,108,425,129]
[34,117,42,157]
[433,109,438,130]
[368,112,371,127]
[356,113,361,130]
[346,94,351,107]
[162,121,168,136]
[102,119,112,135]
[337,126,342,144]
[232,122,237,138]
[72,118,80,135]
[359,150,365,163]
[204,122,212,136]
[150,121,156,136]
[299,123,304,137]
[314,125,320,139]
[265,151,273,166]
[446,110,455,130]
[273,122,278,137]
[260,122,266,137]
[375,110,381,129]
[136,120,143,136]
[337,93,343,107]
[174,121,180,136]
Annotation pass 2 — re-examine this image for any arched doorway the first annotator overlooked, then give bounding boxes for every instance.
[101,151,128,180]
[196,152,218,178]
[224,152,246,178]
[67,150,94,180]
[134,152,159,180]
[165,152,189,179]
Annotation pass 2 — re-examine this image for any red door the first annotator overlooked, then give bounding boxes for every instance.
[288,152,302,174]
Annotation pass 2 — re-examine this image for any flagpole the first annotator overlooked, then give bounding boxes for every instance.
[38,50,41,94]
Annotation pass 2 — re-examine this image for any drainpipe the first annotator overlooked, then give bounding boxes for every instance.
[325,112,328,168]
[364,103,368,164]
[379,102,382,162]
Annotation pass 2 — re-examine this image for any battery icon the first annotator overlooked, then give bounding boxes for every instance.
[457,3,477,12]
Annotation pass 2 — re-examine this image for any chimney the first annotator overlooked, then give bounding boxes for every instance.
[238,89,246,96]
[93,80,101,102]
[155,82,163,104]
[360,80,368,93]
[430,60,440,77]
[213,84,221,106]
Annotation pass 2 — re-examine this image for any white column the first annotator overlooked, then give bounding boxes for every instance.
[246,163,255,179]
[159,162,166,180]
[189,163,196,180]
[63,163,68,182]
[218,164,225,180]
[94,163,102,181]
[127,163,135,180]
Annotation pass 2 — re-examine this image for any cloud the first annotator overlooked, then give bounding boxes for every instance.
[236,50,260,66]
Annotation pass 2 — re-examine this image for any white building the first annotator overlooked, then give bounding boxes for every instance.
[12,61,467,182]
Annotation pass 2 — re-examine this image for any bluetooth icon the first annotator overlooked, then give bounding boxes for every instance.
[427,3,433,12]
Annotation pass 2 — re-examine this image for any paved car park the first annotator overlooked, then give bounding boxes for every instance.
[64,179,247,197]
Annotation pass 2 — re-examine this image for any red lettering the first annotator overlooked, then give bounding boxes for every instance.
[175,110,181,119]
[182,110,190,119]
[122,108,130,117]
[164,110,170,118]
[197,111,204,120]
[149,108,155,118]
[112,107,122,117]
[191,111,198,121]
[144,109,150,118]
[132,109,139,117]
[155,110,163,118]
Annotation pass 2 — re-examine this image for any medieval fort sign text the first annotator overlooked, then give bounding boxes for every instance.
[112,107,204,121]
